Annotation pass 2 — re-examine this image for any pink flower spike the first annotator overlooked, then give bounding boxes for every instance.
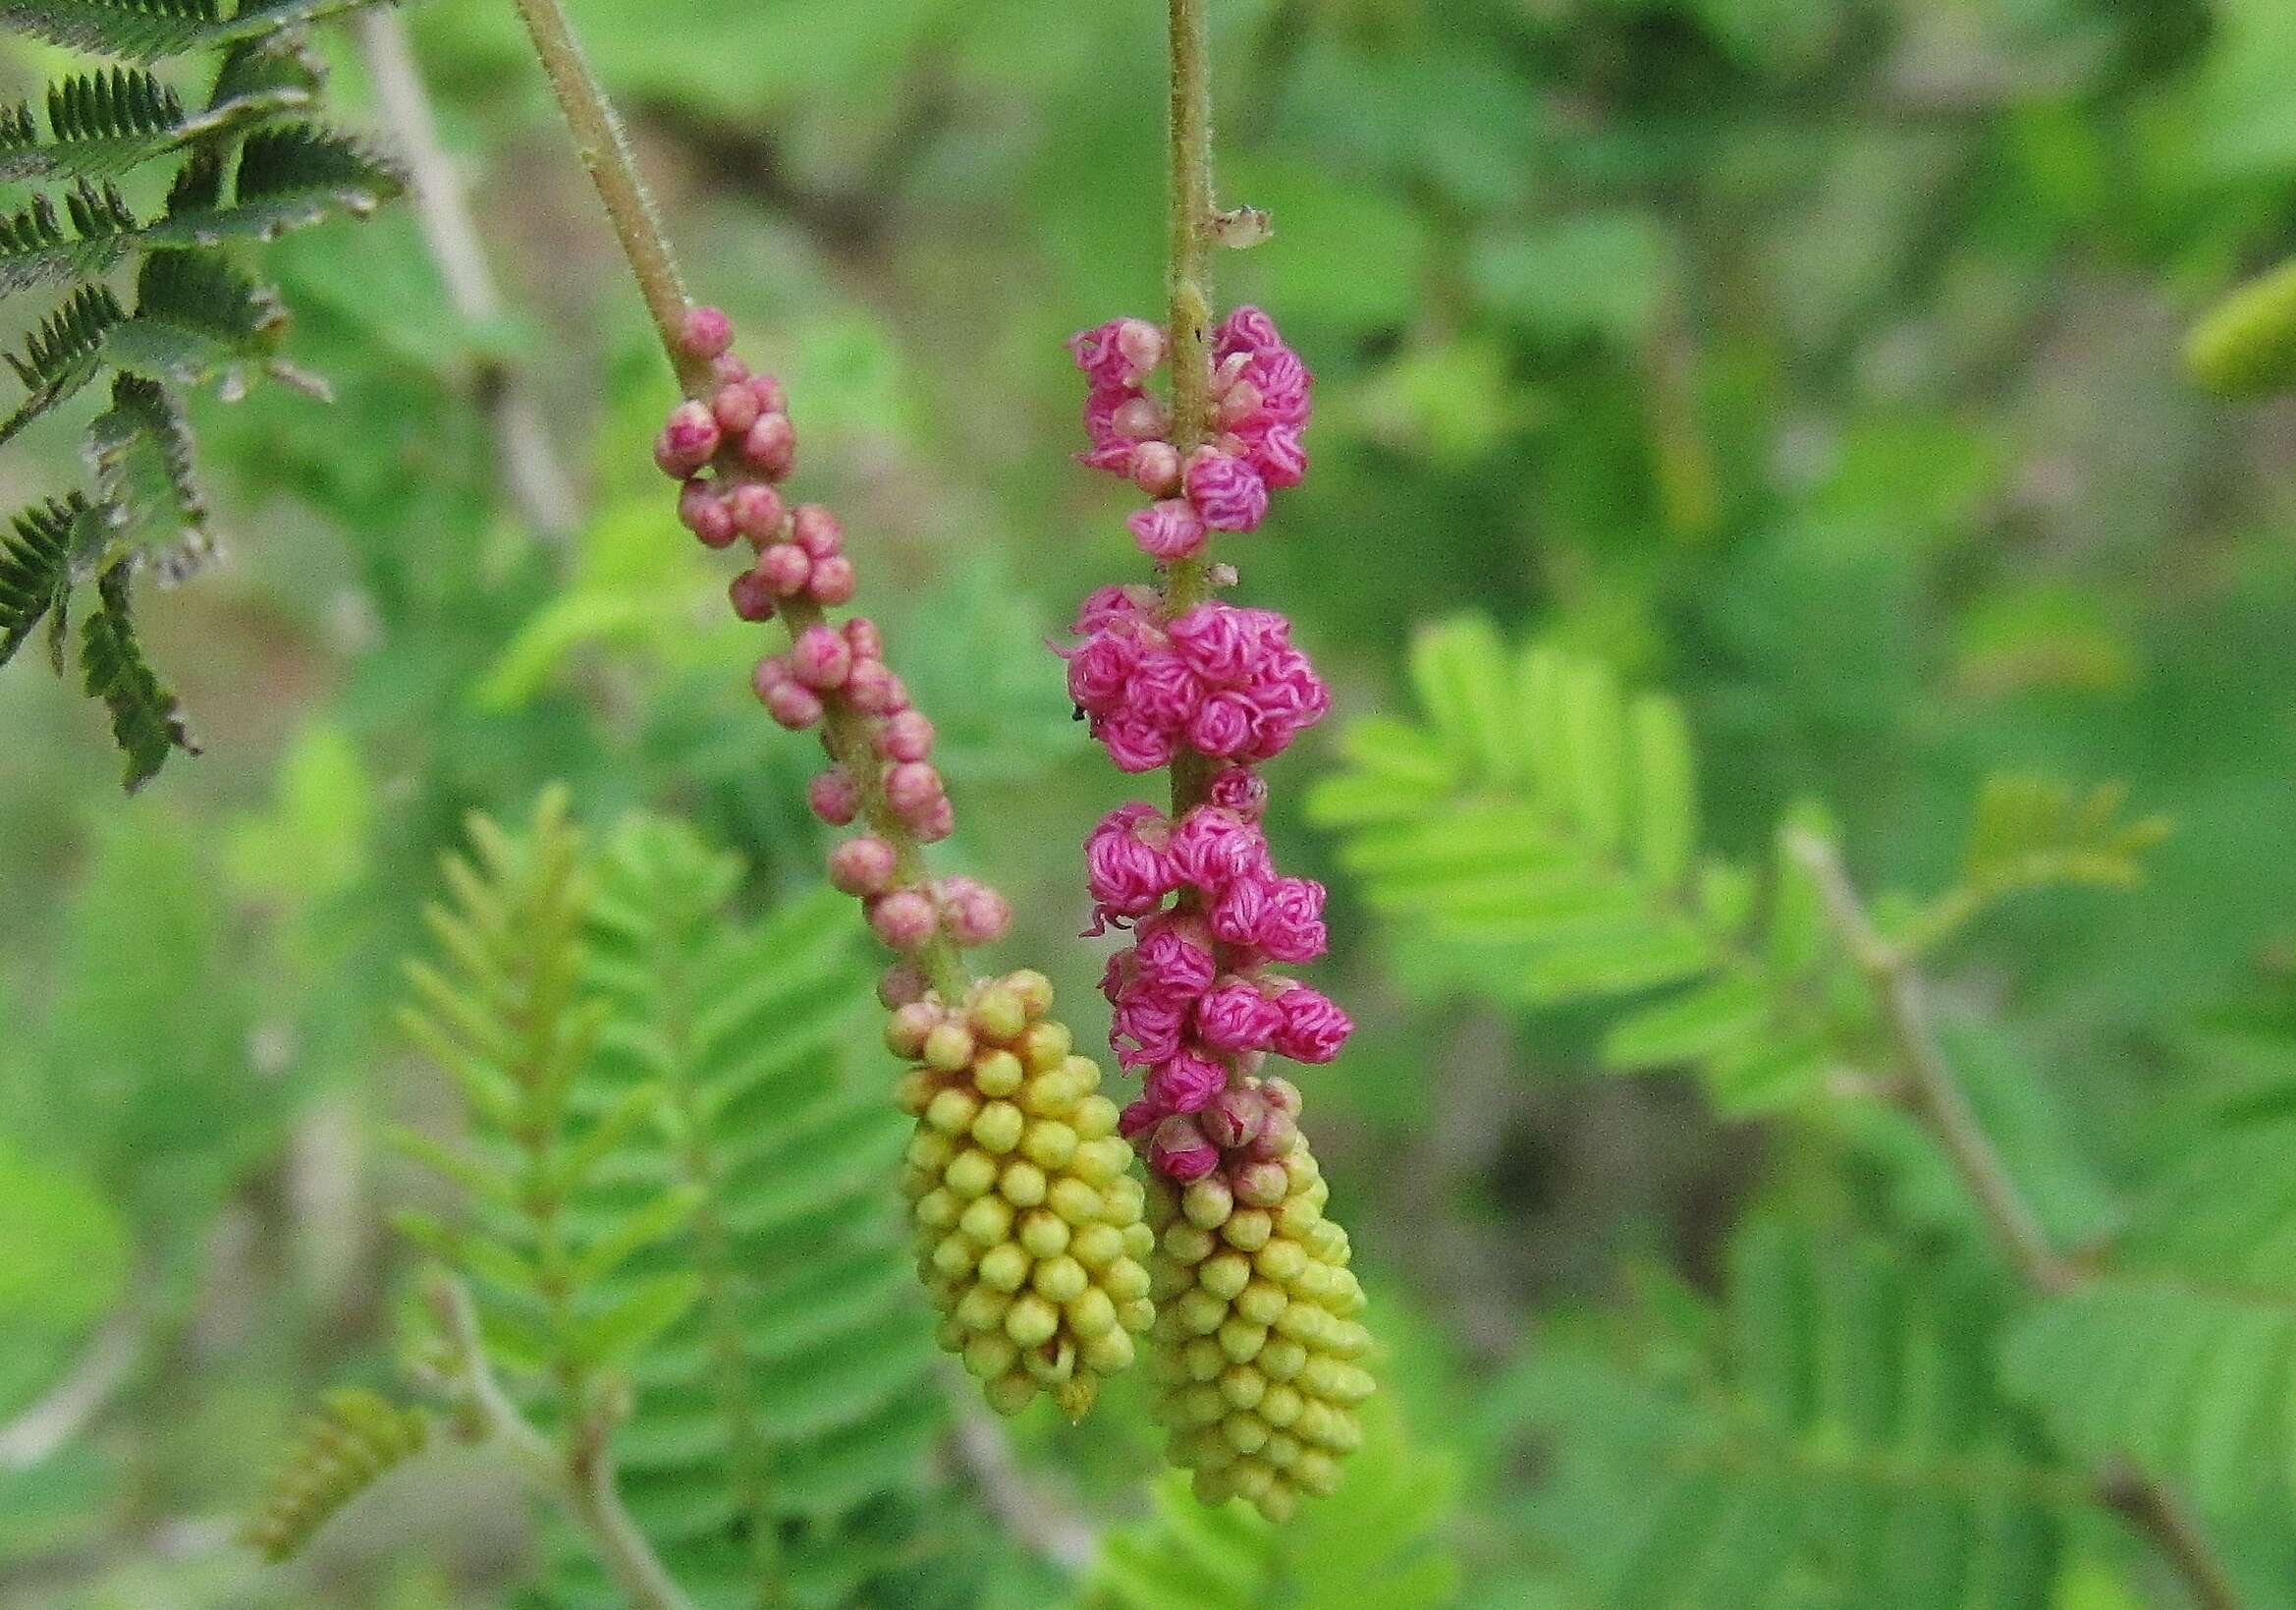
[1148,1115,1220,1182]
[1128,499,1209,562]
[1132,919,1219,1001]
[829,836,899,895]
[679,305,735,361]
[743,413,796,478]
[1145,1047,1228,1115]
[1271,983,1352,1064]
[1186,689,1264,759]
[789,624,852,691]
[1215,305,1285,360]
[730,482,788,547]
[868,888,939,953]
[1208,767,1268,821]
[807,768,861,826]
[1113,994,1186,1069]
[1084,803,1180,930]
[808,556,857,605]
[763,682,823,731]
[1258,877,1330,964]
[1169,805,1272,892]
[757,543,812,597]
[1182,447,1270,532]
[792,504,843,559]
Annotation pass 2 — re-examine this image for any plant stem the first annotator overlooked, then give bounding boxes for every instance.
[430,1278,700,1610]
[1786,830,2243,1610]
[1161,0,1217,822]
[502,0,971,1004]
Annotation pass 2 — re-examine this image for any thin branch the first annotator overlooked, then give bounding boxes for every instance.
[0,1311,139,1471]
[947,1389,1099,1575]
[354,9,580,551]
[1786,829,2243,1610]
[1160,0,1218,821]
[428,1277,699,1610]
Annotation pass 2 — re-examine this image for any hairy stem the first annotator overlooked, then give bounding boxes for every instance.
[503,0,970,1004]
[1787,830,2243,1610]
[1161,0,1218,823]
[430,1278,699,1610]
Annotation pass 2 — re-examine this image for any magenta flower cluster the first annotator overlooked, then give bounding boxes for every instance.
[1062,585,1330,773]
[1061,307,1352,1185]
[1070,305,1311,561]
[654,306,1009,969]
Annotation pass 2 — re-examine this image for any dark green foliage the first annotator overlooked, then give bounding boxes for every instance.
[1507,1221,2080,1609]
[78,559,196,790]
[0,493,86,665]
[0,0,399,786]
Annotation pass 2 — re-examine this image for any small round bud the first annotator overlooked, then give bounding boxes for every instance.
[729,569,778,623]
[1231,1160,1289,1208]
[807,768,860,825]
[679,479,738,548]
[1117,318,1167,376]
[1150,1115,1220,1182]
[728,481,787,545]
[1218,378,1264,428]
[1132,439,1182,496]
[1247,1108,1298,1162]
[762,681,823,730]
[942,879,1011,948]
[712,381,762,436]
[869,889,938,952]
[1113,395,1167,441]
[913,798,957,844]
[1260,1077,1302,1116]
[806,555,856,605]
[743,413,796,478]
[844,617,884,660]
[789,624,852,690]
[1200,1086,1267,1151]
[884,761,944,818]
[845,661,907,715]
[746,373,788,416]
[924,1022,977,1072]
[756,543,811,597]
[828,836,898,895]
[654,400,721,476]
[878,710,935,764]
[679,305,735,361]
[878,963,928,1009]
[885,1001,939,1058]
[791,503,844,558]
[710,353,750,386]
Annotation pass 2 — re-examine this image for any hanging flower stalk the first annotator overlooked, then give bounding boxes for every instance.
[499,0,1156,1420]
[1051,0,1374,1522]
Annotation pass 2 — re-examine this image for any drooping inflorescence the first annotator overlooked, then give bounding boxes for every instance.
[1061,304,1374,1518]
[650,307,1151,1417]
[892,969,1158,1419]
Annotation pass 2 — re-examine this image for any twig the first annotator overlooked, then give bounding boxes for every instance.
[0,1311,139,1471]
[354,9,580,551]
[1786,829,2243,1610]
[946,1389,1099,1574]
[1160,0,1218,820]
[428,1277,699,1610]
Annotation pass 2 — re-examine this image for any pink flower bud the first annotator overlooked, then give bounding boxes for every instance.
[747,373,788,416]
[1218,378,1264,429]
[1245,1106,1297,1162]
[790,624,852,690]
[886,999,940,1057]
[913,797,956,844]
[710,353,750,386]
[1148,1115,1220,1182]
[1259,1076,1302,1116]
[791,504,843,559]
[679,305,735,361]
[1230,1159,1289,1207]
[728,569,778,623]
[1117,318,1167,377]
[829,835,899,895]
[1208,766,1268,821]
[730,481,787,546]
[1131,440,1182,496]
[757,542,812,597]
[884,761,944,818]
[844,617,884,660]
[743,412,795,478]
[844,658,905,715]
[1200,1084,1267,1150]
[763,681,824,730]
[1272,984,1352,1064]
[1182,447,1269,532]
[806,767,860,826]
[712,382,762,436]
[939,877,1011,947]
[654,401,721,477]
[680,479,738,549]
[1145,1048,1228,1115]
[878,710,935,763]
[1196,980,1283,1054]
[878,963,928,1009]
[1127,499,1208,562]
[1119,1097,1167,1141]
[1112,395,1167,441]
[807,555,856,605]
[869,888,939,952]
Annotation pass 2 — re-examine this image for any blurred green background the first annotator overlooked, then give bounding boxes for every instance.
[6,0,2296,1604]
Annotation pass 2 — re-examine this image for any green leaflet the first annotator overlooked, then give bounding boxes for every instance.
[78,559,197,791]
[1499,1220,2081,1609]
[242,1389,429,1563]
[2188,256,2296,397]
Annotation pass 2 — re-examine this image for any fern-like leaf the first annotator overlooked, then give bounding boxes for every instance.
[0,493,88,667]
[242,1388,428,1563]
[0,0,392,64]
[111,249,298,400]
[1505,1220,2079,1608]
[1079,1396,1457,1610]
[1306,618,1868,1112]
[2002,1116,2296,1528]
[545,819,946,1610]
[0,283,123,445]
[1956,773,2171,908]
[83,371,210,576]
[0,62,305,182]
[79,559,197,790]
